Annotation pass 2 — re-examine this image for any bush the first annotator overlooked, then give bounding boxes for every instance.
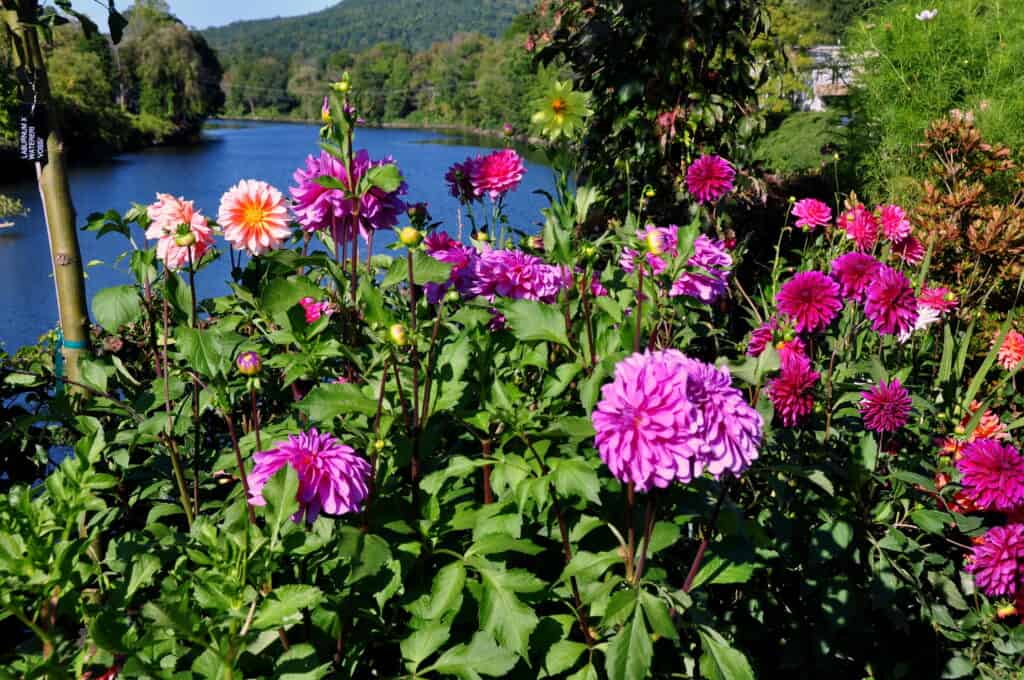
[754,111,848,176]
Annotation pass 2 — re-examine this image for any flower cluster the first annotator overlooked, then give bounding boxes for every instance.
[445,149,526,204]
[840,202,924,264]
[145,193,215,271]
[621,225,733,305]
[592,349,762,492]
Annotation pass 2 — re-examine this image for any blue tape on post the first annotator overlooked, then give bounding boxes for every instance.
[54,329,89,395]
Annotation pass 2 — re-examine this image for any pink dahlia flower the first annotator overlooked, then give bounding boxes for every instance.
[423,231,479,303]
[864,266,917,336]
[956,439,1024,512]
[592,350,705,491]
[966,524,1024,597]
[471,149,526,199]
[776,337,807,365]
[299,297,335,324]
[145,193,215,271]
[445,156,482,203]
[686,155,735,204]
[746,318,777,357]
[792,198,832,230]
[919,286,957,313]
[878,204,911,242]
[830,252,882,303]
[775,271,842,333]
[218,179,292,256]
[620,248,669,276]
[471,249,569,303]
[766,353,819,427]
[859,378,912,433]
[841,204,879,251]
[670,235,733,304]
[996,330,1024,371]
[590,275,609,298]
[248,429,372,523]
[891,235,926,264]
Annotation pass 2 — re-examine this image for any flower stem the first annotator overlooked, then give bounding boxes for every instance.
[624,484,636,582]
[633,493,657,585]
[481,438,493,504]
[224,410,258,525]
[406,250,420,423]
[250,386,262,453]
[419,304,445,424]
[682,482,730,593]
[161,273,193,528]
[633,268,645,354]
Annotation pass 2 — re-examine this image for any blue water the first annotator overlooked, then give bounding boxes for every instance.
[0,122,554,351]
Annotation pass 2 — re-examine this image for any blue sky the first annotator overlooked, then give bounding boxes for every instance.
[77,0,338,30]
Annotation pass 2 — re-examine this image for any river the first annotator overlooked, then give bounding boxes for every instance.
[0,122,555,351]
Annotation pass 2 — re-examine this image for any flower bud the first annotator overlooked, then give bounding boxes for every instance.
[389,323,408,347]
[582,245,597,258]
[934,472,950,490]
[644,188,656,199]
[954,425,966,436]
[502,123,515,137]
[175,231,196,247]
[236,351,262,377]
[474,231,490,243]
[321,96,331,124]
[406,202,429,223]
[398,227,423,247]
[332,79,351,94]
[645,230,665,256]
[374,439,386,452]
[444,288,461,304]
[996,603,1018,620]
[528,235,544,251]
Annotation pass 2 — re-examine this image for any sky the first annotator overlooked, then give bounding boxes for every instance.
[77,0,339,30]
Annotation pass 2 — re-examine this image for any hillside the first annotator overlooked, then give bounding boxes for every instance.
[202,0,533,60]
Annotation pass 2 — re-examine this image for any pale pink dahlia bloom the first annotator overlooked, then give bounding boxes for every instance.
[218,179,292,256]
[859,379,912,433]
[685,155,735,204]
[864,266,917,336]
[775,271,842,333]
[996,330,1024,371]
[966,524,1024,597]
[792,198,832,230]
[145,193,215,271]
[956,439,1024,512]
[248,429,372,523]
[470,149,526,199]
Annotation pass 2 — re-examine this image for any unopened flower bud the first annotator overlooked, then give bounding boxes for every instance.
[406,202,429,223]
[502,123,515,137]
[528,235,544,251]
[236,351,262,377]
[954,425,966,436]
[644,188,656,199]
[374,439,386,452]
[788,196,796,204]
[444,288,461,304]
[398,227,423,247]
[474,231,490,243]
[332,79,351,94]
[175,231,196,247]
[389,323,408,346]
[582,245,597,258]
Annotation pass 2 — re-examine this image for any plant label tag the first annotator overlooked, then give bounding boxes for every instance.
[18,106,47,162]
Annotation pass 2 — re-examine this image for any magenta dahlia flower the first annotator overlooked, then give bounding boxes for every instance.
[830,252,882,303]
[670,235,733,303]
[878,204,911,242]
[677,356,763,479]
[966,524,1024,597]
[423,231,479,302]
[776,338,807,365]
[471,248,569,303]
[792,198,832,230]
[956,439,1024,512]
[841,204,879,251]
[290,150,407,243]
[746,318,777,357]
[445,156,481,203]
[592,350,705,491]
[620,248,668,276]
[859,379,912,432]
[686,155,735,204]
[299,297,334,324]
[775,271,842,333]
[891,235,926,264]
[766,353,819,427]
[864,266,917,336]
[471,149,526,199]
[919,286,958,313]
[248,429,372,523]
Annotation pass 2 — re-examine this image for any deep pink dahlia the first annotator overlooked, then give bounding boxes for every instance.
[956,439,1024,512]
[619,248,668,276]
[891,235,926,264]
[677,357,763,479]
[299,297,335,324]
[792,198,832,230]
[859,379,912,433]
[919,286,958,313]
[248,429,372,523]
[766,353,819,427]
[471,149,526,199]
[590,275,609,298]
[830,252,882,302]
[878,204,911,242]
[966,524,1024,597]
[445,156,481,203]
[591,350,705,491]
[471,248,569,303]
[841,204,879,251]
[686,155,735,204]
[670,235,733,303]
[746,318,777,357]
[423,231,479,302]
[775,271,842,333]
[776,337,807,365]
[864,266,917,336]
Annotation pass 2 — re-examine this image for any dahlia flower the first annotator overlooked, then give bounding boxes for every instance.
[841,204,879,251]
[864,266,917,336]
[891,235,926,265]
[590,275,609,298]
[530,79,591,141]
[471,249,569,303]
[919,287,958,313]
[966,524,1024,598]
[218,180,292,256]
[962,400,1010,443]
[996,330,1024,371]
[860,379,912,433]
[670,235,733,304]
[639,224,679,258]
[746,318,777,357]
[792,198,832,230]
[145,193,214,271]
[248,429,372,522]
[775,271,842,333]
[620,248,668,276]
[898,304,944,343]
[766,353,819,427]
[956,439,1024,512]
[776,338,807,365]
[300,297,334,324]
[830,252,882,303]
[236,351,262,376]
[878,204,911,242]
[423,231,479,303]
[686,155,735,204]
[445,157,481,203]
[471,149,525,199]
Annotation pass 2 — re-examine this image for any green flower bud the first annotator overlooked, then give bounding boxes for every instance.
[389,323,408,347]
[398,227,423,247]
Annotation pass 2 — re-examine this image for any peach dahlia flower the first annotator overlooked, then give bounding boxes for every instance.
[218,179,292,256]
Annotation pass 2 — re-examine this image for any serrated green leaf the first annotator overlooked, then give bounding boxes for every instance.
[298,383,378,423]
[697,626,754,680]
[605,606,652,680]
[409,561,465,621]
[401,624,451,672]
[544,640,587,676]
[550,458,601,504]
[92,285,142,331]
[261,465,300,549]
[496,299,570,347]
[382,251,454,287]
[253,585,323,630]
[429,632,518,679]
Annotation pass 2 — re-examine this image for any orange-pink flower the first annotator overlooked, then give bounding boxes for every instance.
[145,193,214,271]
[996,330,1024,371]
[218,180,292,256]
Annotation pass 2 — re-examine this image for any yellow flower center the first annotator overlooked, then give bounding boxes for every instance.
[551,97,568,115]
[243,204,267,229]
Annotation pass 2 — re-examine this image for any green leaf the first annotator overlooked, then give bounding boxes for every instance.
[382,251,455,288]
[276,643,333,680]
[697,626,755,680]
[298,383,378,423]
[544,640,587,676]
[640,592,678,641]
[910,509,951,535]
[401,624,451,672]
[477,564,543,658]
[253,585,324,630]
[408,561,466,621]
[550,458,601,504]
[541,416,596,439]
[127,553,160,599]
[365,163,403,192]
[92,285,142,331]
[260,277,325,315]
[941,656,975,679]
[261,465,300,549]
[605,605,652,680]
[175,327,243,380]
[429,632,518,679]
[496,299,570,347]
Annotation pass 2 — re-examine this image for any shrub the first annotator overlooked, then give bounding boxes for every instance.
[754,111,848,176]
